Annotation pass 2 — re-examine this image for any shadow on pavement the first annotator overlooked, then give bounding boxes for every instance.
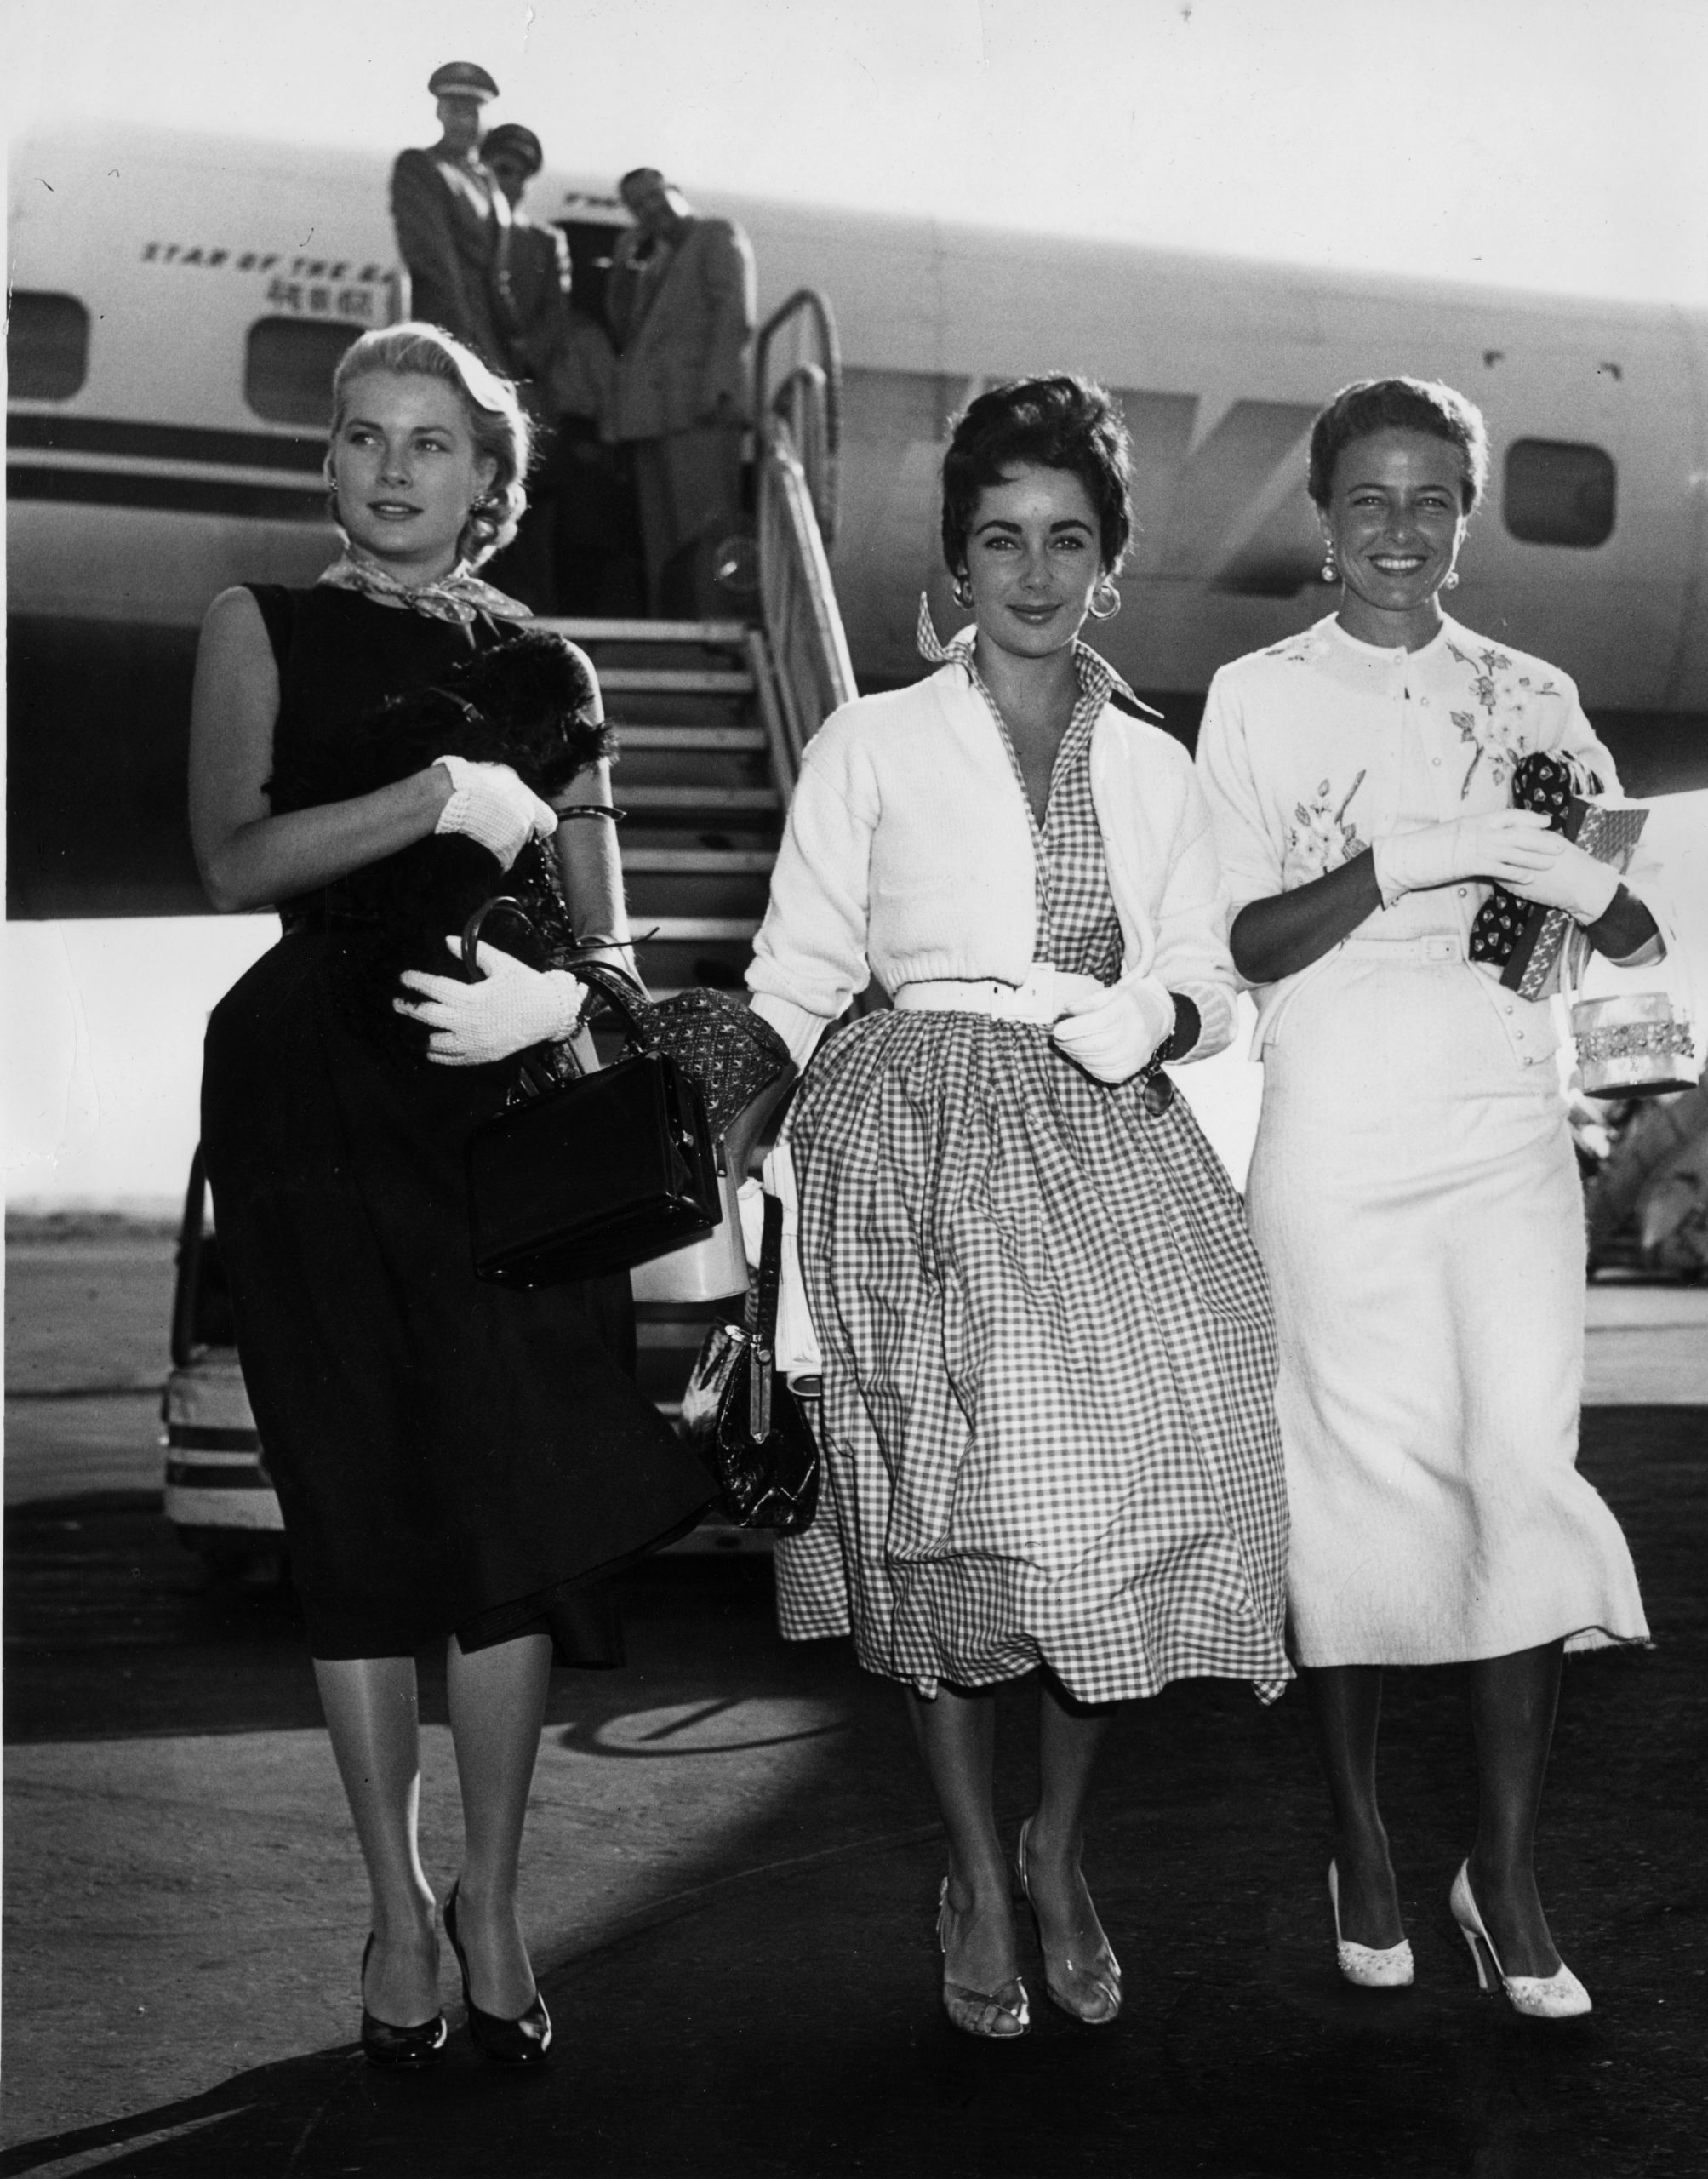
[2,1411,1703,2176]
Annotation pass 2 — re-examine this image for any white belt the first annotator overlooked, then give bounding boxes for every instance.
[1340,933,1468,965]
[893,963,1066,1024]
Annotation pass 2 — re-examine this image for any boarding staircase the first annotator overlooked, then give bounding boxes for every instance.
[536,291,857,1521]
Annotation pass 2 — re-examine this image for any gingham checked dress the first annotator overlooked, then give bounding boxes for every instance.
[767,646,1290,1705]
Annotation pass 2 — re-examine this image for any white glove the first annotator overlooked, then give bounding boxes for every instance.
[1371,810,1560,905]
[1050,975,1174,1084]
[433,755,560,872]
[396,936,585,1067]
[1502,836,1621,923]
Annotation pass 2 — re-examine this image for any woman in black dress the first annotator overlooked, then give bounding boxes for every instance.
[191,323,710,2067]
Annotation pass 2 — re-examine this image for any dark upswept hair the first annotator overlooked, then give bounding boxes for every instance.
[327,322,531,564]
[1307,376,1489,514]
[940,375,1133,577]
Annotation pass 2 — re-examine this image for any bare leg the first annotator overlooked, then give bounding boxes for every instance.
[445,1630,554,2017]
[1303,1663,1404,1947]
[1465,1639,1565,1977]
[906,1681,1019,1999]
[1020,1671,1118,1985]
[314,1656,439,2026]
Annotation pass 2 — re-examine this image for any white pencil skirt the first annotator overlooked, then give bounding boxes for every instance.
[1245,950,1648,1667]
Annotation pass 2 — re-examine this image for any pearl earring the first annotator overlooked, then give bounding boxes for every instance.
[1442,569,1460,591]
[1320,546,1339,584]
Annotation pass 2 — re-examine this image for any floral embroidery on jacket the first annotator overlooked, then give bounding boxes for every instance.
[1263,626,1334,666]
[1285,771,1368,885]
[1445,640,1562,798]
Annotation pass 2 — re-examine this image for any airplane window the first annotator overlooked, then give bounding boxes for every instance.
[244,317,363,427]
[9,291,90,401]
[1503,438,1616,549]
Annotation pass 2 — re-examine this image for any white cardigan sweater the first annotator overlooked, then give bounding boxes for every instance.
[747,663,1238,1062]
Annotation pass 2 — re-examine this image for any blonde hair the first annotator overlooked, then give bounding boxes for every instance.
[328,323,531,563]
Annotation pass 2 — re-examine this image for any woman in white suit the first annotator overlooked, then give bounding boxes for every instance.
[1197,375,1656,2020]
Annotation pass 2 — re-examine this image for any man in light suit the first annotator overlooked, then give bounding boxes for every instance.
[607,169,756,612]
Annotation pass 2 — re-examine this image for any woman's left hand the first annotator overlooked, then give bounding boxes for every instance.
[396,937,586,1066]
[1503,835,1621,923]
[1050,976,1174,1084]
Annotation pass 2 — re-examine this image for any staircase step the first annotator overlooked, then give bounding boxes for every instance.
[618,724,767,752]
[599,667,755,696]
[539,617,751,645]
[637,916,762,942]
[621,785,780,815]
[626,849,778,874]
[635,1318,720,1350]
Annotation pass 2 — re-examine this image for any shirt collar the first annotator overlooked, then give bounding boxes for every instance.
[914,592,1134,711]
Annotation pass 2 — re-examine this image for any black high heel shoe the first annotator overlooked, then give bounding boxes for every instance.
[444,1883,552,2064]
[359,1934,448,2069]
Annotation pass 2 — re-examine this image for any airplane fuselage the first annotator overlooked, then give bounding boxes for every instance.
[10,123,1707,915]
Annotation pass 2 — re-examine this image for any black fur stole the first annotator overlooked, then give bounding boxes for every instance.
[266,631,614,1061]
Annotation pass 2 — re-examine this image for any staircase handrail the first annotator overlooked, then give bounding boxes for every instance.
[756,413,857,794]
[753,287,842,547]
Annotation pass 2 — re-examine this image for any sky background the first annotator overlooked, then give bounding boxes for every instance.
[9,0,1708,306]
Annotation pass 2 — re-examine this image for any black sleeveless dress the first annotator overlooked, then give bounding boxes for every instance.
[200,586,711,1661]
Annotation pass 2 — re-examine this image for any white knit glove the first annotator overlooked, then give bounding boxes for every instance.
[433,755,561,872]
[1502,837,1621,923]
[396,937,586,1067]
[1050,975,1174,1084]
[1371,810,1560,906]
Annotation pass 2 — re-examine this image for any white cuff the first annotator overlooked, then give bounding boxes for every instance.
[748,991,833,1071]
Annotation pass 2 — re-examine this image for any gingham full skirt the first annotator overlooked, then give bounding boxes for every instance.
[774,1012,1292,1704]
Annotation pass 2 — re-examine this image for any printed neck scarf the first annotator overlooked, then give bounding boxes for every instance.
[317,550,532,627]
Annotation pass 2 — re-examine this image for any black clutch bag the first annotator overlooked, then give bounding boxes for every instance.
[680,1192,820,1535]
[464,905,723,1288]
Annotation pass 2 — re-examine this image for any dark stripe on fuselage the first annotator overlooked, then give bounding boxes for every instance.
[167,1425,264,1452]
[8,465,326,521]
[9,412,327,471]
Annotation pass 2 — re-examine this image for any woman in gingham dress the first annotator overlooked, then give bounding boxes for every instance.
[746,379,1289,2039]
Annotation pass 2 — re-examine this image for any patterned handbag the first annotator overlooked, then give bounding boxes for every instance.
[462,901,724,1286]
[1562,922,1698,1099]
[680,1192,821,1534]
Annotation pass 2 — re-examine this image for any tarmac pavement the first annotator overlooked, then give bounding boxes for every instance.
[3,1227,1706,2177]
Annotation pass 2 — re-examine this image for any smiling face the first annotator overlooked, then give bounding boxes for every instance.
[961,464,1104,665]
[1320,426,1470,649]
[328,372,496,583]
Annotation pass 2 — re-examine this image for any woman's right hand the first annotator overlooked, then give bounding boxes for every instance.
[433,756,562,871]
[1372,810,1562,904]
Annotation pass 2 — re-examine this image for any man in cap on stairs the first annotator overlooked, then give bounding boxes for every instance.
[390,62,517,373]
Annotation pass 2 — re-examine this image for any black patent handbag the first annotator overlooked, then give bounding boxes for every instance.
[680,1192,821,1535]
[463,902,723,1288]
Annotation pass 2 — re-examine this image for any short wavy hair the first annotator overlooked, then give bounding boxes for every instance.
[1307,376,1489,514]
[327,323,531,564]
[940,375,1133,577]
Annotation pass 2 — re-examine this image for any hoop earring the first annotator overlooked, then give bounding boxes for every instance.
[1088,576,1122,621]
[1320,546,1339,584]
[951,575,974,611]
